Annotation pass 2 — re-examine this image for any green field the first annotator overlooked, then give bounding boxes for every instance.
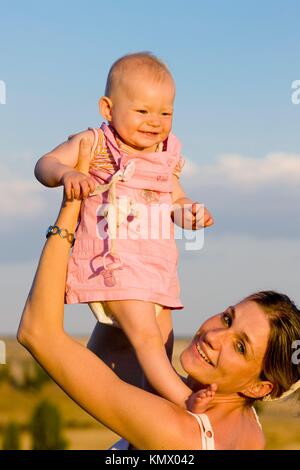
[0,337,299,450]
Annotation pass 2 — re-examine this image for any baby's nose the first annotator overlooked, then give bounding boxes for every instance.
[147,114,161,127]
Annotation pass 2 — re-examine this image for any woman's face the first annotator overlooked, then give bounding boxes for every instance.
[180,300,271,395]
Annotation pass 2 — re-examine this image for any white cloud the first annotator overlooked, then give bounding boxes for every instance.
[0,163,45,218]
[1,236,299,336]
[0,260,96,336]
[184,152,300,189]
[180,152,300,239]
[181,157,199,177]
[175,234,300,336]
[0,180,45,217]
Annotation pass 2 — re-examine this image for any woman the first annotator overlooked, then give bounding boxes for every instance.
[17,139,300,450]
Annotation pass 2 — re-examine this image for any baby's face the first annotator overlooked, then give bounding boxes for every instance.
[107,73,175,152]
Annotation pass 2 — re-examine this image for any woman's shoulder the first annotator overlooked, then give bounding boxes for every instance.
[235,422,265,450]
[211,407,266,450]
[233,410,265,449]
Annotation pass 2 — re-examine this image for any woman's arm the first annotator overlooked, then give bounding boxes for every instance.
[18,139,200,450]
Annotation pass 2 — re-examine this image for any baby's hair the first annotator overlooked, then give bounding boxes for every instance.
[105,52,173,97]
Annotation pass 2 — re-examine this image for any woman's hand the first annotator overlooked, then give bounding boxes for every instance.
[61,170,96,200]
[18,138,92,346]
[61,138,95,200]
[75,138,93,174]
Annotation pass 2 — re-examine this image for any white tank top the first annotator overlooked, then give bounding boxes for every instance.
[110,406,261,450]
[188,412,215,450]
[109,412,215,450]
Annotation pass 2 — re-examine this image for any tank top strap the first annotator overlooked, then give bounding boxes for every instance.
[187,411,215,450]
[251,406,262,429]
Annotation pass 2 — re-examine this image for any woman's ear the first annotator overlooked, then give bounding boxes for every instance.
[99,96,113,122]
[242,380,273,399]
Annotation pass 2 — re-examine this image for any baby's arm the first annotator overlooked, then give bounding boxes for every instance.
[103,300,193,408]
[35,129,96,199]
[171,176,214,229]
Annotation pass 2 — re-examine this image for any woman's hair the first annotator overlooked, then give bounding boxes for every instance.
[245,291,300,400]
[104,51,173,97]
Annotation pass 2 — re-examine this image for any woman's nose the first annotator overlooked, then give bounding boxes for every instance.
[203,328,227,350]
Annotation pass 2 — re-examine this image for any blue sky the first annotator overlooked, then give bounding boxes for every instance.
[1,0,300,159]
[1,0,300,336]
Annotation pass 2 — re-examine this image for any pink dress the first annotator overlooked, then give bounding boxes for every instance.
[65,123,184,317]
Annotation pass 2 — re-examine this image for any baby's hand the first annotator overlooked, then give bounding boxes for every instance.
[61,170,96,200]
[187,383,217,414]
[173,202,214,230]
[190,203,214,230]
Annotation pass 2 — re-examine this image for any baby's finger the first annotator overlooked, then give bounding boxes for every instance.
[208,383,218,392]
[193,203,204,216]
[204,216,214,227]
[193,218,205,230]
[172,207,192,227]
[80,180,90,199]
[88,177,96,194]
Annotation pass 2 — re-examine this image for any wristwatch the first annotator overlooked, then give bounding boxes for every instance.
[46,225,75,245]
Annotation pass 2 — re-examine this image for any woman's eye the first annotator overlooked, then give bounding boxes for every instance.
[236,342,245,355]
[222,312,232,326]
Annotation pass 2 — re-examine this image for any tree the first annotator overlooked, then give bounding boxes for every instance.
[30,400,68,450]
[2,422,21,450]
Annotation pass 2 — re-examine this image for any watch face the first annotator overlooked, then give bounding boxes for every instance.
[46,226,53,238]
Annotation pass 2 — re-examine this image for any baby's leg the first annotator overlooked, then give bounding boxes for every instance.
[103,300,190,407]
[87,307,173,391]
[87,322,144,388]
[142,307,174,393]
[156,307,174,362]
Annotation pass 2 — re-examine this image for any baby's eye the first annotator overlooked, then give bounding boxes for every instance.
[161,112,172,116]
[136,109,147,114]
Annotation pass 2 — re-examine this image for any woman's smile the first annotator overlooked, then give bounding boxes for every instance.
[193,338,215,367]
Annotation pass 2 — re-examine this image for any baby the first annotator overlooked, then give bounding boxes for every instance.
[35,52,214,410]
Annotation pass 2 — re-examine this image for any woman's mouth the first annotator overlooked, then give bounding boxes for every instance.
[195,342,214,366]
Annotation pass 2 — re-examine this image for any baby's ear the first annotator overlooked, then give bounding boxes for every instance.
[99,96,113,121]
